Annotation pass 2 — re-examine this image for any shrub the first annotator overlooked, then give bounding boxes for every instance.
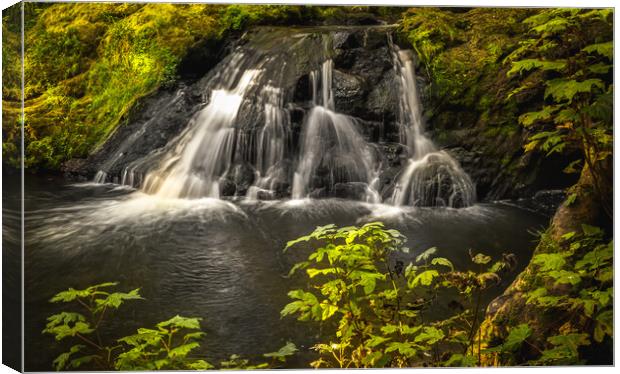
[281,222,517,367]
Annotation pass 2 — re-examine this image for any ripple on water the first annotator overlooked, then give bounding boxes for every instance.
[27,191,248,244]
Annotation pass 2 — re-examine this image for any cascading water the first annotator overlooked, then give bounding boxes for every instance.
[140,64,263,199]
[291,60,380,202]
[91,26,473,208]
[246,85,291,200]
[389,47,476,208]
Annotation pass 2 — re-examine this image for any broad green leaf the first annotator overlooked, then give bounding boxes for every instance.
[412,270,439,287]
[50,288,93,303]
[594,310,613,342]
[401,325,423,335]
[45,321,94,341]
[431,257,454,271]
[183,331,206,342]
[415,247,437,263]
[320,301,338,320]
[508,59,566,76]
[531,17,571,35]
[547,270,581,286]
[381,324,400,335]
[547,333,590,355]
[503,324,532,351]
[52,345,84,371]
[187,360,215,370]
[263,341,298,359]
[588,62,612,74]
[582,42,612,59]
[443,353,476,367]
[118,329,162,347]
[545,79,605,103]
[575,243,612,271]
[168,342,200,358]
[50,282,119,303]
[156,315,201,330]
[526,287,547,304]
[44,312,86,330]
[581,224,603,237]
[561,231,576,241]
[591,288,612,307]
[364,335,390,348]
[518,106,558,126]
[68,355,98,369]
[306,268,337,278]
[471,253,491,265]
[532,253,567,272]
[414,326,444,345]
[95,288,142,311]
[385,342,417,356]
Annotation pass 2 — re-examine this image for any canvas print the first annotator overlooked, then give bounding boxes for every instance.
[1,1,614,371]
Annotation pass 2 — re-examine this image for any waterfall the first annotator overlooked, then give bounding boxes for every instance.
[90,26,474,208]
[291,60,379,202]
[140,65,262,199]
[246,84,291,200]
[389,47,476,208]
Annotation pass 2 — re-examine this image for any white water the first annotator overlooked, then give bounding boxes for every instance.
[91,30,474,208]
[246,85,291,200]
[140,64,262,199]
[389,48,475,207]
[291,60,379,202]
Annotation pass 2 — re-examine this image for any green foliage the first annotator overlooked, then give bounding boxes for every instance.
[43,282,296,370]
[4,3,228,169]
[500,226,614,365]
[282,222,517,367]
[5,3,399,169]
[505,8,613,214]
[115,315,208,370]
[218,5,305,31]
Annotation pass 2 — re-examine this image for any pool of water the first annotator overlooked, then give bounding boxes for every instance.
[3,174,549,370]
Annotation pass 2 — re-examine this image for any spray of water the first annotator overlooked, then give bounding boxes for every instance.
[291,60,380,202]
[140,66,262,199]
[91,29,474,208]
[389,47,475,208]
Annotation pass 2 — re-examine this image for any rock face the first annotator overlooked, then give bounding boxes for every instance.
[64,24,567,209]
[69,26,409,198]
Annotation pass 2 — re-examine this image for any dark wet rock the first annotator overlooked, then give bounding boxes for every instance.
[219,178,237,197]
[377,165,401,200]
[333,69,366,112]
[333,182,368,200]
[366,74,399,123]
[68,24,567,204]
[229,163,256,196]
[61,158,90,181]
[309,187,328,199]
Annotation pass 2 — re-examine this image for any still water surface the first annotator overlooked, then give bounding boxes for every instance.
[3,174,548,370]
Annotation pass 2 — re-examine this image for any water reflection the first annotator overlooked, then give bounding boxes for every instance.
[10,175,548,370]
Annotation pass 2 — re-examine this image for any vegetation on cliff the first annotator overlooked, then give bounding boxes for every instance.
[399,8,611,199]
[2,3,400,170]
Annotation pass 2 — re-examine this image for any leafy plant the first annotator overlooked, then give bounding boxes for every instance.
[505,8,613,216]
[43,282,296,370]
[114,315,211,370]
[282,222,517,367]
[483,225,613,366]
[43,282,144,370]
